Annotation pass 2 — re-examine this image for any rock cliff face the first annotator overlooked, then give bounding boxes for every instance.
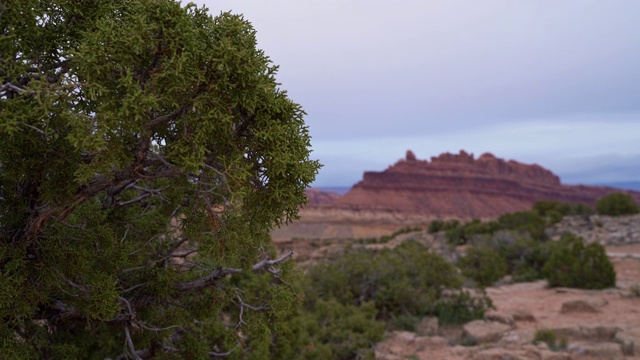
[328,150,640,219]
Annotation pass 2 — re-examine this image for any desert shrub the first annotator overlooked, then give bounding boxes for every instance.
[445,219,499,245]
[429,219,460,234]
[389,314,421,332]
[499,236,553,282]
[294,299,384,360]
[428,220,445,233]
[533,328,567,351]
[596,193,640,216]
[354,227,422,244]
[457,245,508,287]
[306,241,461,318]
[497,211,548,241]
[305,241,492,325]
[432,289,493,325]
[543,233,616,289]
[534,200,593,218]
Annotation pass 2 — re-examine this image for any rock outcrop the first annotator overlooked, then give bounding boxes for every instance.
[327,150,640,220]
[304,188,341,205]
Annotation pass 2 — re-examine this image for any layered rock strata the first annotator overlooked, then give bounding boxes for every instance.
[328,150,640,219]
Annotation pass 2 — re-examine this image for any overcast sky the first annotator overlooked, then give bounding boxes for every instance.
[198,1,640,187]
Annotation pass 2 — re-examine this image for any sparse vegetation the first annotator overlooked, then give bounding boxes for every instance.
[533,328,567,351]
[596,193,640,216]
[354,226,422,244]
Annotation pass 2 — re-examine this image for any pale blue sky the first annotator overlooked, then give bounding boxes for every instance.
[198,1,640,187]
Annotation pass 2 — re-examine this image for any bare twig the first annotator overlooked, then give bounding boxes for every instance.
[235,295,267,328]
[124,325,143,360]
[173,267,242,291]
[251,250,294,272]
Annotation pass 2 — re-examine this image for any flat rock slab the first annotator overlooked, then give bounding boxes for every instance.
[568,341,624,359]
[463,320,513,344]
[560,298,608,314]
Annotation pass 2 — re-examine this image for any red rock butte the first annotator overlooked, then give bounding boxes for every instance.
[324,150,640,219]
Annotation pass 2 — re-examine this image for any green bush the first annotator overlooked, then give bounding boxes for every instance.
[543,234,616,289]
[305,241,492,325]
[534,200,593,218]
[497,235,552,282]
[497,211,548,241]
[429,219,460,234]
[432,289,493,325]
[445,219,499,245]
[596,193,640,216]
[533,328,567,351]
[457,245,508,287]
[294,299,384,360]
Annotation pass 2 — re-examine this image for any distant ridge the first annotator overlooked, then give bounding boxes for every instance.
[596,182,640,192]
[321,150,640,219]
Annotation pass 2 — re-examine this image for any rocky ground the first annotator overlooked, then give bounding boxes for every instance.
[375,246,640,359]
[272,214,640,359]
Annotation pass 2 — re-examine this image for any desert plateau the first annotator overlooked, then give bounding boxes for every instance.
[274,151,640,359]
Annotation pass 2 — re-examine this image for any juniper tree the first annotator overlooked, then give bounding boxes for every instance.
[0,0,319,358]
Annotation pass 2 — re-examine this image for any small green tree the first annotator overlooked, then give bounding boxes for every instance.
[543,234,616,289]
[1,0,319,357]
[596,193,640,216]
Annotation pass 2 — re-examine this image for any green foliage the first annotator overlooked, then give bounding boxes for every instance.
[533,200,593,220]
[533,329,556,348]
[445,219,499,245]
[457,245,507,288]
[428,219,460,234]
[497,211,548,241]
[353,227,422,244]
[295,299,384,360]
[432,289,493,325]
[305,241,492,326]
[0,1,319,357]
[533,329,567,351]
[596,193,640,216]
[543,234,616,289]
[497,235,552,282]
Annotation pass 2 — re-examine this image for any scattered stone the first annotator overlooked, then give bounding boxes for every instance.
[413,336,449,352]
[499,329,535,346]
[560,298,608,314]
[579,325,619,340]
[463,320,513,344]
[567,341,624,359]
[473,347,529,360]
[415,316,438,336]
[511,307,536,322]
[613,327,640,356]
[485,311,515,326]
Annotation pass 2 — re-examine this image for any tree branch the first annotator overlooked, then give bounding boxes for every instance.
[251,250,294,272]
[173,267,242,291]
[147,106,188,130]
[172,251,295,292]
